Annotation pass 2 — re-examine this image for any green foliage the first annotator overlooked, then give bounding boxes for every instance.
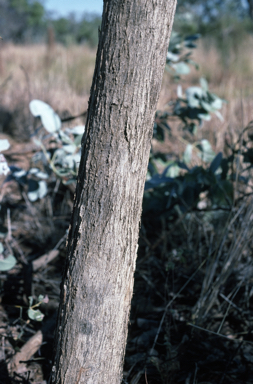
[29,100,84,185]
[0,253,16,271]
[154,34,225,138]
[0,0,45,41]
[76,13,102,47]
[166,32,200,79]
[51,13,101,47]
[27,295,48,321]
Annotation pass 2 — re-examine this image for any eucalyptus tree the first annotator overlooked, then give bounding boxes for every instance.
[51,1,177,383]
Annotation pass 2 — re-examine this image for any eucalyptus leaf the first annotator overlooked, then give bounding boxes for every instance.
[172,62,190,75]
[197,140,216,163]
[214,110,224,121]
[209,152,223,174]
[167,52,179,62]
[69,125,85,135]
[210,97,223,110]
[29,100,61,133]
[29,168,48,179]
[63,153,81,169]
[0,254,16,271]
[200,77,209,92]
[74,134,83,147]
[28,180,47,201]
[166,164,180,178]
[28,296,33,307]
[0,139,10,152]
[197,113,211,121]
[59,130,73,144]
[183,144,193,164]
[0,242,3,254]
[27,308,44,321]
[63,143,77,154]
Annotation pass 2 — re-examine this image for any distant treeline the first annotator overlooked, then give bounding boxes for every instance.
[0,0,253,47]
[0,0,101,46]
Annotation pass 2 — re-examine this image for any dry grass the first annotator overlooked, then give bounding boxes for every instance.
[0,37,253,151]
[0,43,96,121]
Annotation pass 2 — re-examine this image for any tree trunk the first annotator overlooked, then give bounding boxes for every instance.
[51,1,177,383]
[247,0,253,20]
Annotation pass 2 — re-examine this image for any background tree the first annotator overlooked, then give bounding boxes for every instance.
[0,0,45,42]
[51,0,177,383]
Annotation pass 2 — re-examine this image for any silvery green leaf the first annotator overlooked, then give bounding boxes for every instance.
[74,134,83,147]
[200,77,209,92]
[172,62,190,75]
[167,164,180,178]
[0,139,10,151]
[186,86,204,99]
[177,85,183,98]
[186,87,204,107]
[66,125,85,135]
[166,52,179,62]
[183,144,193,164]
[27,308,44,321]
[41,111,61,133]
[54,148,65,161]
[27,180,47,201]
[0,242,4,254]
[30,99,51,116]
[187,96,199,108]
[63,153,81,168]
[0,254,16,271]
[210,97,223,110]
[59,130,73,144]
[198,139,216,163]
[198,113,211,121]
[200,100,214,112]
[28,296,33,307]
[33,138,42,146]
[215,110,224,121]
[29,100,61,133]
[63,143,77,154]
[29,168,48,179]
[13,169,26,178]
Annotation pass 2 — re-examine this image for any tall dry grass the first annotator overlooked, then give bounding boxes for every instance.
[0,37,253,150]
[0,43,96,123]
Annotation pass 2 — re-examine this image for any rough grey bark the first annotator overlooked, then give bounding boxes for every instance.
[51,1,177,383]
[247,0,253,20]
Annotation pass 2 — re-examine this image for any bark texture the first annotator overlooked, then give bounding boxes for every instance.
[52,1,177,383]
[247,0,253,20]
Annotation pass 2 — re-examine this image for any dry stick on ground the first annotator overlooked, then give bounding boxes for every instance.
[32,250,60,272]
[7,330,43,375]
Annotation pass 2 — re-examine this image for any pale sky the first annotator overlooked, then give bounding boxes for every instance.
[44,0,103,18]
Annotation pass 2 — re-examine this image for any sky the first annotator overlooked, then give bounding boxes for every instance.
[44,0,103,18]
